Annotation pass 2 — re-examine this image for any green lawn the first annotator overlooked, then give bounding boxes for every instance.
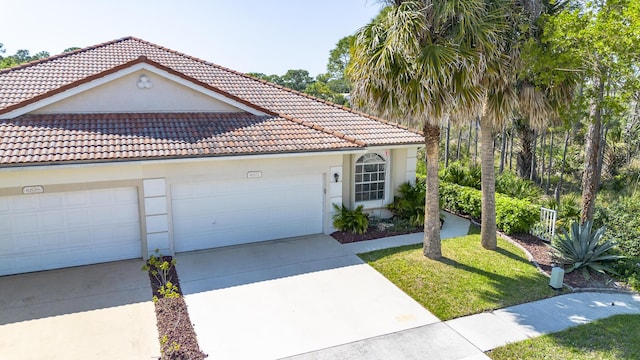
[488,314,640,359]
[358,234,559,320]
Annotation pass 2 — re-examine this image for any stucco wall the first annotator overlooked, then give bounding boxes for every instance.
[0,154,343,257]
[0,146,418,257]
[33,70,242,114]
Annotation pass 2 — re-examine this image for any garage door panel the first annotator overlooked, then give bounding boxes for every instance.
[11,196,36,210]
[40,194,63,209]
[42,232,65,247]
[40,211,65,230]
[0,187,141,276]
[173,174,323,252]
[15,254,44,272]
[16,233,40,249]
[65,191,88,206]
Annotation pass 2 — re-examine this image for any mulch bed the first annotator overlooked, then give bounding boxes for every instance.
[331,226,422,243]
[506,232,627,291]
[146,256,207,360]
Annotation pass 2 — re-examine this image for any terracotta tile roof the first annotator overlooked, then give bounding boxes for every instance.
[0,37,423,165]
[0,113,360,165]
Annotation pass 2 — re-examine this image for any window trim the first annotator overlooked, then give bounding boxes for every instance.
[353,152,390,208]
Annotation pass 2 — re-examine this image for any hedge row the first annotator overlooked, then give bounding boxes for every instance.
[439,182,540,234]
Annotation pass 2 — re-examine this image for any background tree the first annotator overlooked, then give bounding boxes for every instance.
[248,37,355,106]
[543,0,640,223]
[325,35,354,94]
[0,44,49,69]
[280,69,314,92]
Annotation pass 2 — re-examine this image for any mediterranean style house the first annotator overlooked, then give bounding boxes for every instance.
[0,37,422,276]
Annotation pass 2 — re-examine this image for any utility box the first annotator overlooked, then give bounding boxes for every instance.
[549,267,565,290]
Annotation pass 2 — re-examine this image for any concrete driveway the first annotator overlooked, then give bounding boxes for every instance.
[177,235,445,359]
[0,259,159,359]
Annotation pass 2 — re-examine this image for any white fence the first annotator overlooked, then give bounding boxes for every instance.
[531,207,557,242]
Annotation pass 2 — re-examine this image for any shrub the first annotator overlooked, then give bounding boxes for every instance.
[495,171,541,201]
[142,250,180,301]
[549,221,623,278]
[440,182,539,234]
[594,195,640,258]
[557,193,581,228]
[388,181,426,226]
[332,203,369,234]
[439,182,482,218]
[440,161,481,189]
[613,257,640,291]
[495,196,540,235]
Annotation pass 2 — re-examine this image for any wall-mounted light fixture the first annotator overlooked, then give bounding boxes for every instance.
[137,75,153,89]
[333,172,340,183]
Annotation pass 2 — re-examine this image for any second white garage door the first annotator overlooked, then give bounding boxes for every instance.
[172,174,323,252]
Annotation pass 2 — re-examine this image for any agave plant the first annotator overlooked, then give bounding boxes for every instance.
[549,221,623,278]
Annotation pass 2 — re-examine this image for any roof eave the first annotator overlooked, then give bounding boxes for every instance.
[0,147,366,170]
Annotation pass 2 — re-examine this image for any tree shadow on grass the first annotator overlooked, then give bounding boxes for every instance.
[437,248,557,308]
[360,241,559,312]
[493,246,537,266]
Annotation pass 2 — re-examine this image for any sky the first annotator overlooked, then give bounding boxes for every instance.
[2,0,383,77]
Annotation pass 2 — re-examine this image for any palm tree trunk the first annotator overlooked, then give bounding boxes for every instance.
[555,129,570,204]
[467,123,472,160]
[581,76,604,224]
[517,123,535,179]
[423,123,442,259]
[530,131,537,181]
[474,117,479,165]
[499,126,507,174]
[509,130,514,171]
[456,127,462,160]
[444,119,451,168]
[479,116,497,250]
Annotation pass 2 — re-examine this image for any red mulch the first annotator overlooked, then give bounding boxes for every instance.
[507,233,625,290]
[146,256,207,360]
[331,226,422,243]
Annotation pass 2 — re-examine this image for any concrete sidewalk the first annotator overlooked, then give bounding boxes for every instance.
[447,292,640,352]
[288,292,640,360]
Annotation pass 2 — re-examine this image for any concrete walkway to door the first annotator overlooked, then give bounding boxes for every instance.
[176,212,484,360]
[0,259,160,360]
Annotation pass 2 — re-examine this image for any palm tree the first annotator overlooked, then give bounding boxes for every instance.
[480,53,518,249]
[348,0,503,259]
[478,0,580,249]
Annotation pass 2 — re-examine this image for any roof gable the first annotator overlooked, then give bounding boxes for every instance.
[1,57,267,118]
[32,68,247,115]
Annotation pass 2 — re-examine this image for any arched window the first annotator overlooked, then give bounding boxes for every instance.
[354,153,386,202]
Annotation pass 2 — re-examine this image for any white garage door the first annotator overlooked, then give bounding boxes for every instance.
[0,187,141,276]
[172,174,323,252]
